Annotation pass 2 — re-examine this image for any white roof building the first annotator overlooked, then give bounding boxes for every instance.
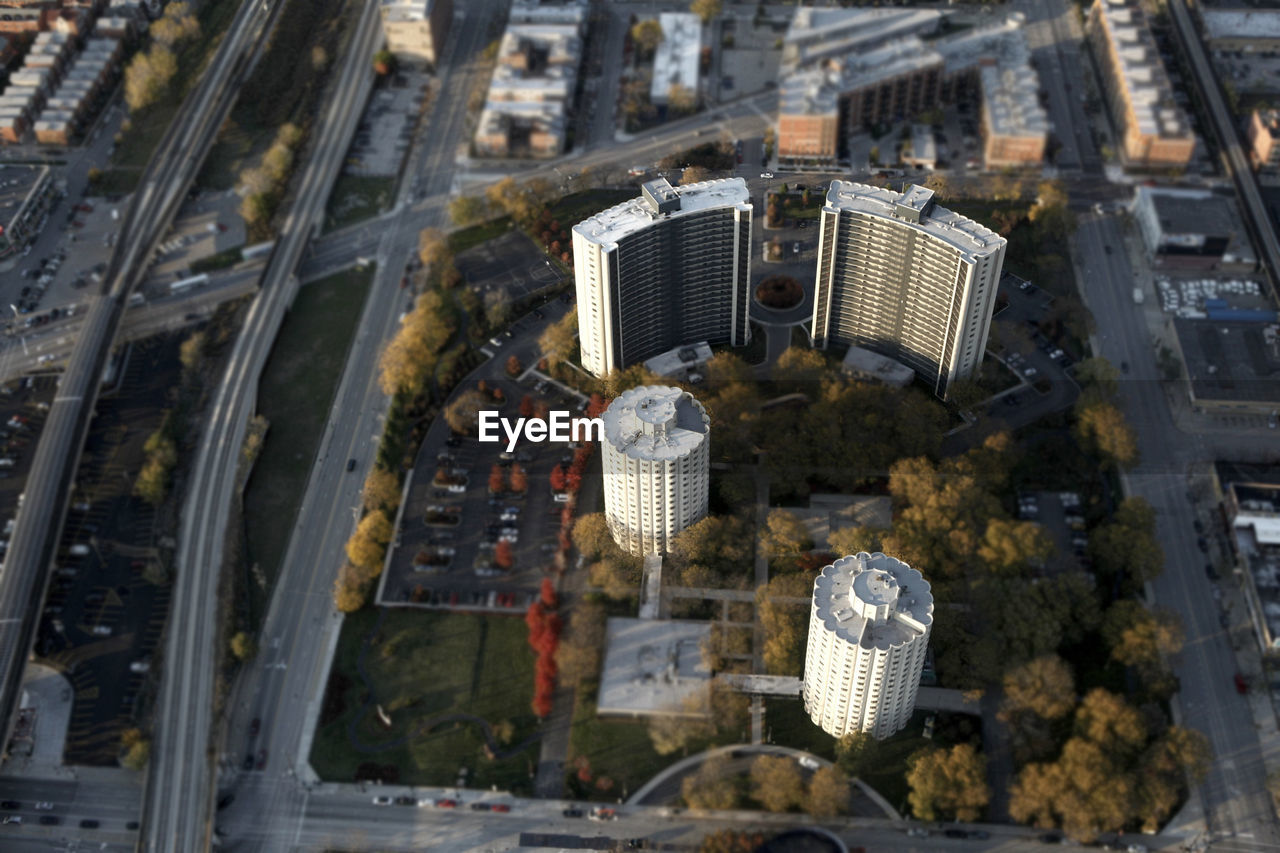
[650,13,701,106]
[597,617,711,717]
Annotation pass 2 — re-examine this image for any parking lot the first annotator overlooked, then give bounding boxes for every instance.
[454,230,564,303]
[28,334,182,764]
[380,373,596,612]
[346,71,431,177]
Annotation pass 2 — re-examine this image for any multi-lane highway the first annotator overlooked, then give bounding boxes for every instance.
[137,2,384,850]
[0,0,289,771]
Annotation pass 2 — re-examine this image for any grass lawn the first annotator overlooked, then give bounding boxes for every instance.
[97,0,240,194]
[547,190,634,231]
[242,266,372,616]
[565,689,689,802]
[449,216,513,254]
[324,174,395,232]
[310,609,540,793]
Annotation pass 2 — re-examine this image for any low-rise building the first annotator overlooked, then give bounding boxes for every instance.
[980,43,1049,168]
[1169,318,1280,415]
[378,0,452,68]
[1213,463,1280,652]
[841,347,916,388]
[0,165,55,266]
[1131,186,1256,272]
[1202,9,1280,55]
[1086,0,1195,168]
[650,12,700,107]
[597,617,711,717]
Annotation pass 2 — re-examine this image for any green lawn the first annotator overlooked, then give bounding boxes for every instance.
[324,174,396,232]
[310,609,540,793]
[97,0,240,194]
[547,189,634,231]
[449,217,514,254]
[565,690,685,802]
[242,266,372,617]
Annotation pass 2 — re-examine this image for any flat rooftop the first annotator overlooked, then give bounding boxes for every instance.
[782,7,941,70]
[1135,186,1241,238]
[651,12,701,101]
[842,346,916,386]
[1173,318,1280,406]
[825,181,1005,260]
[597,617,711,717]
[811,552,933,651]
[1202,10,1280,41]
[643,342,713,378]
[573,177,749,248]
[601,385,709,463]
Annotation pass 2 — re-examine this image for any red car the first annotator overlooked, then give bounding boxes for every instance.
[1235,673,1249,695]
[491,803,510,813]
[435,799,458,808]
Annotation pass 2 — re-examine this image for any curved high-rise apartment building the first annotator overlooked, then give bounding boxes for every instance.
[810,182,1006,398]
[802,552,934,739]
[600,385,710,556]
[572,177,753,377]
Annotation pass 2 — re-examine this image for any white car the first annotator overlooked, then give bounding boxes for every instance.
[434,547,457,556]
[797,756,820,771]
[553,493,570,503]
[499,533,519,544]
[488,337,503,347]
[90,625,111,637]
[446,484,466,494]
[760,172,774,179]
[372,796,392,806]
[1023,366,1038,378]
[34,802,53,810]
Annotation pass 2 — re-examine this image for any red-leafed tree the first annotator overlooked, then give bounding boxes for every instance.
[519,394,535,418]
[540,577,558,608]
[492,387,505,403]
[565,468,583,493]
[506,355,522,377]
[560,506,574,529]
[550,464,567,492]
[509,464,528,493]
[495,539,514,569]
[477,380,488,394]
[488,464,505,494]
[558,530,572,552]
[586,393,609,419]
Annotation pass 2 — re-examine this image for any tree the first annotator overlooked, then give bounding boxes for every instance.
[179,331,205,374]
[1089,498,1164,592]
[757,574,811,675]
[346,510,393,572]
[806,766,850,818]
[679,164,711,184]
[229,631,256,661]
[509,464,528,493]
[505,355,523,377]
[827,526,884,557]
[1010,738,1134,842]
[1029,180,1076,239]
[906,744,990,822]
[556,599,606,688]
[589,557,642,599]
[333,563,370,612]
[774,347,828,387]
[363,467,401,513]
[1075,402,1138,468]
[418,227,451,270]
[124,45,178,111]
[977,518,1053,574]
[1075,689,1147,757]
[573,513,616,560]
[671,515,755,573]
[449,195,488,226]
[373,49,396,76]
[761,509,811,556]
[749,755,804,812]
[1103,601,1184,669]
[1001,655,1076,721]
[690,0,723,25]
[630,19,664,55]
[488,464,505,494]
[539,310,578,368]
[120,734,151,770]
[550,464,567,493]
[699,830,766,853]
[682,754,741,809]
[444,390,490,435]
[494,540,514,569]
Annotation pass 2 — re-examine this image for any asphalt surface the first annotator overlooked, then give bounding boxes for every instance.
[213,3,511,850]
[138,2,384,850]
[0,0,289,777]
[1075,210,1280,848]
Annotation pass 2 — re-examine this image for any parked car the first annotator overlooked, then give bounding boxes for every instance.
[435,799,459,808]
[372,796,392,806]
[563,808,585,818]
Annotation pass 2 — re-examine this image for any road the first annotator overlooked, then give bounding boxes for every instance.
[213,3,514,849]
[1074,211,1280,848]
[138,2,384,851]
[0,0,289,772]
[1020,0,1101,174]
[1166,0,1280,300]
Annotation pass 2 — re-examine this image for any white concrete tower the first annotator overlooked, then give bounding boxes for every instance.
[802,552,934,739]
[600,385,710,556]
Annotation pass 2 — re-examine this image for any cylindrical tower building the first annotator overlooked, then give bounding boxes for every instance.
[600,385,710,556]
[802,552,934,739]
